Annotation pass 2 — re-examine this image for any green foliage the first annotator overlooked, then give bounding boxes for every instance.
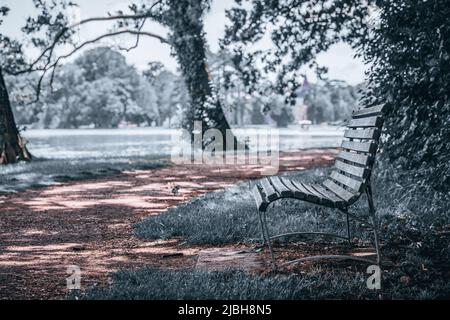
[224,0,450,191]
[223,0,371,98]
[3,0,235,135]
[143,62,190,127]
[0,0,76,163]
[304,81,361,124]
[125,0,236,135]
[160,0,232,134]
[250,102,265,125]
[7,47,164,128]
[1,1,76,73]
[4,72,42,125]
[208,49,360,126]
[361,0,450,191]
[0,5,25,73]
[22,0,76,50]
[267,95,294,127]
[207,49,252,126]
[9,46,364,129]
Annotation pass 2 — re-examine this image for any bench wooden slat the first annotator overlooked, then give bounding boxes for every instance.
[301,183,332,206]
[335,160,370,179]
[280,178,305,199]
[352,104,386,119]
[323,180,356,203]
[260,178,278,202]
[337,151,371,166]
[342,141,377,154]
[290,180,320,202]
[311,184,345,207]
[344,128,380,140]
[270,176,293,197]
[330,171,364,193]
[253,185,268,211]
[348,116,382,128]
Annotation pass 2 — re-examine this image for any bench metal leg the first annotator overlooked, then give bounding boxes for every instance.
[346,211,351,243]
[338,207,352,244]
[261,210,277,269]
[257,209,267,246]
[258,207,366,270]
[257,192,382,270]
[366,184,381,265]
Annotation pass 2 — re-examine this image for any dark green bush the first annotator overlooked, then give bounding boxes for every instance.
[224,0,450,191]
[363,0,450,192]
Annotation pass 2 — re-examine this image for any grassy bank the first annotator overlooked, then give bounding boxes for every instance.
[80,165,450,299]
[76,267,376,300]
[0,156,169,193]
[77,263,449,300]
[134,167,355,245]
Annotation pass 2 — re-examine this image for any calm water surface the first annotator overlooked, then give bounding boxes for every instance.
[22,126,344,159]
[0,126,344,193]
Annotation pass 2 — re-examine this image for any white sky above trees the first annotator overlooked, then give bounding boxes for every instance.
[2,0,366,85]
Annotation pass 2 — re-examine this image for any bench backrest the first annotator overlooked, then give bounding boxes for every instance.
[322,104,386,204]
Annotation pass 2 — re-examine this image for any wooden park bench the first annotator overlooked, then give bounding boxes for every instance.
[252,104,386,269]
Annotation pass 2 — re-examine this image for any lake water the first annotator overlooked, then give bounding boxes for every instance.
[0,126,344,193]
[22,126,344,160]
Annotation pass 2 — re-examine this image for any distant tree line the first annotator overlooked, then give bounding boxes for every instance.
[6,47,360,129]
[206,50,360,127]
[304,81,362,125]
[6,47,189,129]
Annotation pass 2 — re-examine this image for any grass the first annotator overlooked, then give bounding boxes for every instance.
[134,167,356,245]
[0,156,169,193]
[134,163,450,256]
[76,265,450,300]
[75,267,375,300]
[81,164,450,300]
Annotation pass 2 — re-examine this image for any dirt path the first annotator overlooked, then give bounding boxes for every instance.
[0,149,337,300]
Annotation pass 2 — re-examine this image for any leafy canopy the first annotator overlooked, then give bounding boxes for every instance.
[224,0,450,190]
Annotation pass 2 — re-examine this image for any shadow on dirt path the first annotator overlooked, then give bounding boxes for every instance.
[0,149,337,300]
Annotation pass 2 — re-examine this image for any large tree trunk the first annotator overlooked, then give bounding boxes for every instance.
[166,0,241,149]
[0,68,31,164]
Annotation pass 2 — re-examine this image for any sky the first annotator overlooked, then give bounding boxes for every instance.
[1,0,367,85]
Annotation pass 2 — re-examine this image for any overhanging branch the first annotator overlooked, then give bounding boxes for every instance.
[34,29,170,101]
[12,0,164,76]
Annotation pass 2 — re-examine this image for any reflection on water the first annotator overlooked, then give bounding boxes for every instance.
[23,126,344,160]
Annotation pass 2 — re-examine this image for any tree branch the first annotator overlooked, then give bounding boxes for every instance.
[13,0,164,75]
[38,29,170,99]
[118,17,148,52]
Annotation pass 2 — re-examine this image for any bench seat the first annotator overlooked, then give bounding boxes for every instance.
[253,177,354,211]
